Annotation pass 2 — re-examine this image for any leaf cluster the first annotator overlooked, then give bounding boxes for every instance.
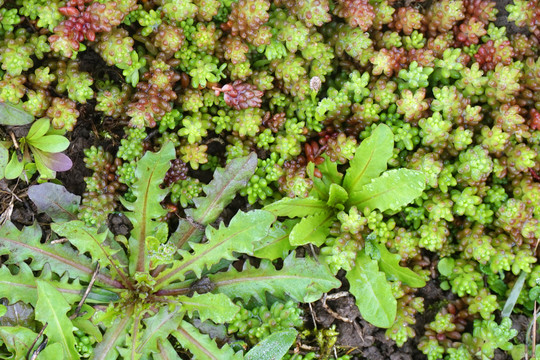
[1,102,72,181]
[265,124,426,328]
[0,143,338,359]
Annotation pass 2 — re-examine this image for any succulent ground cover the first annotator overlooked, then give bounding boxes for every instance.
[0,0,540,359]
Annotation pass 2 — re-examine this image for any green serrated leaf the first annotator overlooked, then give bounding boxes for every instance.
[289,212,334,246]
[343,124,394,195]
[177,293,239,323]
[28,183,80,222]
[245,328,297,360]
[52,221,128,285]
[348,169,426,212]
[263,197,328,218]
[93,307,133,360]
[28,135,69,153]
[156,210,274,289]
[186,153,257,225]
[26,117,50,141]
[375,243,426,288]
[347,251,396,328]
[172,321,243,360]
[136,305,184,356]
[0,263,85,307]
[168,218,204,249]
[4,151,24,180]
[318,155,343,184]
[0,326,39,359]
[327,183,348,208]
[0,221,120,288]
[253,219,297,260]
[120,142,175,275]
[153,339,179,360]
[306,162,329,200]
[35,280,79,360]
[0,102,34,126]
[211,254,341,303]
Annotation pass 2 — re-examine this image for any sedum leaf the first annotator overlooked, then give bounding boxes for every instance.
[210,254,341,303]
[0,101,34,126]
[348,169,426,212]
[0,221,121,288]
[263,197,328,218]
[120,142,175,274]
[0,326,39,359]
[156,210,274,288]
[289,211,334,246]
[186,153,257,225]
[253,219,297,260]
[347,251,396,328]
[52,221,129,285]
[374,243,426,288]
[343,124,394,195]
[245,328,297,360]
[172,321,243,360]
[35,280,79,359]
[177,293,239,323]
[136,305,184,357]
[28,183,80,222]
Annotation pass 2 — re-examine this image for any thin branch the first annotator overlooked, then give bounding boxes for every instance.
[321,293,353,323]
[26,324,47,360]
[71,263,100,319]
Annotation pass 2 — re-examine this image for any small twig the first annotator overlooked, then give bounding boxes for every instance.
[299,343,318,351]
[333,346,338,359]
[309,244,319,262]
[321,293,353,323]
[308,302,318,330]
[29,337,48,360]
[325,291,348,300]
[50,237,68,245]
[72,263,100,319]
[533,301,537,359]
[353,321,364,343]
[27,324,47,360]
